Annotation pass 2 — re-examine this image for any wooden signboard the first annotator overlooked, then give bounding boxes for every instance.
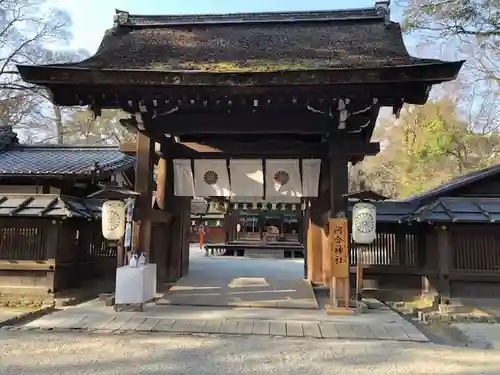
[329,218,349,279]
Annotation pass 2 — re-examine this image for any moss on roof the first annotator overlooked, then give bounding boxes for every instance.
[71,20,439,72]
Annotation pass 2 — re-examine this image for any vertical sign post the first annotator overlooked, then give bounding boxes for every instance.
[329,218,349,310]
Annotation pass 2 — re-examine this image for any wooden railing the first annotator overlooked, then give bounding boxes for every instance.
[450,226,500,273]
[0,225,47,261]
[349,227,422,268]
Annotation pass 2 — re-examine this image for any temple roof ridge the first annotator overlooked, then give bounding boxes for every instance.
[113,1,390,28]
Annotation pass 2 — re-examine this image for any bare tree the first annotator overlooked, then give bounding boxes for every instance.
[58,109,136,145]
[400,0,500,92]
[0,0,88,141]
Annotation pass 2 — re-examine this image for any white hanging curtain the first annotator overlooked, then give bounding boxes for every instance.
[173,159,195,196]
[193,159,231,197]
[265,159,303,198]
[230,159,264,197]
[302,159,322,197]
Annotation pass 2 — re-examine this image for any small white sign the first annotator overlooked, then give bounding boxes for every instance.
[236,223,241,232]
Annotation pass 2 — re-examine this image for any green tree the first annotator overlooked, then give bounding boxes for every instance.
[358,96,500,198]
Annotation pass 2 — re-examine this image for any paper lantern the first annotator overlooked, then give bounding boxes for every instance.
[352,202,376,244]
[102,200,126,240]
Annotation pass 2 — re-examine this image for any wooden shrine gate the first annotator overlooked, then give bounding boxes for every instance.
[18,2,463,304]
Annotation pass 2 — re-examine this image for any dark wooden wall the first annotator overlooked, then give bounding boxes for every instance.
[349,222,500,299]
[0,217,114,296]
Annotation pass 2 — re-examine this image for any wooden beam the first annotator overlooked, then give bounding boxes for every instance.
[0,260,56,271]
[123,139,379,158]
[169,140,379,158]
[148,113,335,135]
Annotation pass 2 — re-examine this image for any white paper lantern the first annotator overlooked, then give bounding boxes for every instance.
[352,202,376,244]
[102,200,126,241]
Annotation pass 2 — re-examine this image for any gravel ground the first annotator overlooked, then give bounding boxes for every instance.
[1,331,500,375]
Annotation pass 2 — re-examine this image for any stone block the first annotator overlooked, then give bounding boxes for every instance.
[114,303,143,312]
[115,264,157,305]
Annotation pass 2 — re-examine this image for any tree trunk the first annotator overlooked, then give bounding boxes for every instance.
[53,105,63,144]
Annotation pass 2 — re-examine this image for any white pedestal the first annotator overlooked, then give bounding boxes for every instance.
[115,264,157,304]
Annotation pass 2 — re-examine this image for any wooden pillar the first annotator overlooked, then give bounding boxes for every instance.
[259,214,264,240]
[168,200,183,280]
[328,132,350,307]
[45,220,59,294]
[132,133,154,258]
[156,140,186,282]
[437,225,451,300]
[180,197,191,276]
[306,159,330,285]
[396,231,407,266]
[154,143,169,282]
[321,212,331,285]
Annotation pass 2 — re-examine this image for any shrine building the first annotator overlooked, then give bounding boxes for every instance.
[17,2,463,302]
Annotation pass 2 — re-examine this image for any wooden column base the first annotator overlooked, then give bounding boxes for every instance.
[330,276,350,309]
[325,305,357,316]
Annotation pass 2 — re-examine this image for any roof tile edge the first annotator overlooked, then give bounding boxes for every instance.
[112,1,389,27]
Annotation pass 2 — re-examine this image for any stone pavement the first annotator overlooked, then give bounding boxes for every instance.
[3,299,429,343]
[158,247,317,308]
[158,276,318,309]
[2,247,428,344]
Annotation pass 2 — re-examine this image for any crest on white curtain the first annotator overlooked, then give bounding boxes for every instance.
[302,159,321,197]
[265,159,302,198]
[173,159,195,196]
[230,159,264,197]
[194,159,231,197]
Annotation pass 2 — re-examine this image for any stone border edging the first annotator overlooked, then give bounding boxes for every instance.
[0,306,55,328]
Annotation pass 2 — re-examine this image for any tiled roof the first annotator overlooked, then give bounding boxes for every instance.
[0,194,104,219]
[411,197,500,224]
[402,164,500,204]
[347,200,418,223]
[0,145,135,178]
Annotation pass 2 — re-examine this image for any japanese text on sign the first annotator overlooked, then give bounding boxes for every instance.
[329,218,349,278]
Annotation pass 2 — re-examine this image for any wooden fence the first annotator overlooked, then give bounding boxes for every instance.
[0,224,47,261]
[0,217,113,296]
[2,216,500,298]
[344,223,500,298]
[349,227,421,268]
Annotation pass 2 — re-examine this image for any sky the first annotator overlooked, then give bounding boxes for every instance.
[52,0,407,55]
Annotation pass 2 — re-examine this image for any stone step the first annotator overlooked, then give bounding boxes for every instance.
[244,250,284,258]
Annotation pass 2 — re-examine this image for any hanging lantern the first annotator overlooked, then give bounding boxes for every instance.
[102,200,126,240]
[352,202,377,244]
